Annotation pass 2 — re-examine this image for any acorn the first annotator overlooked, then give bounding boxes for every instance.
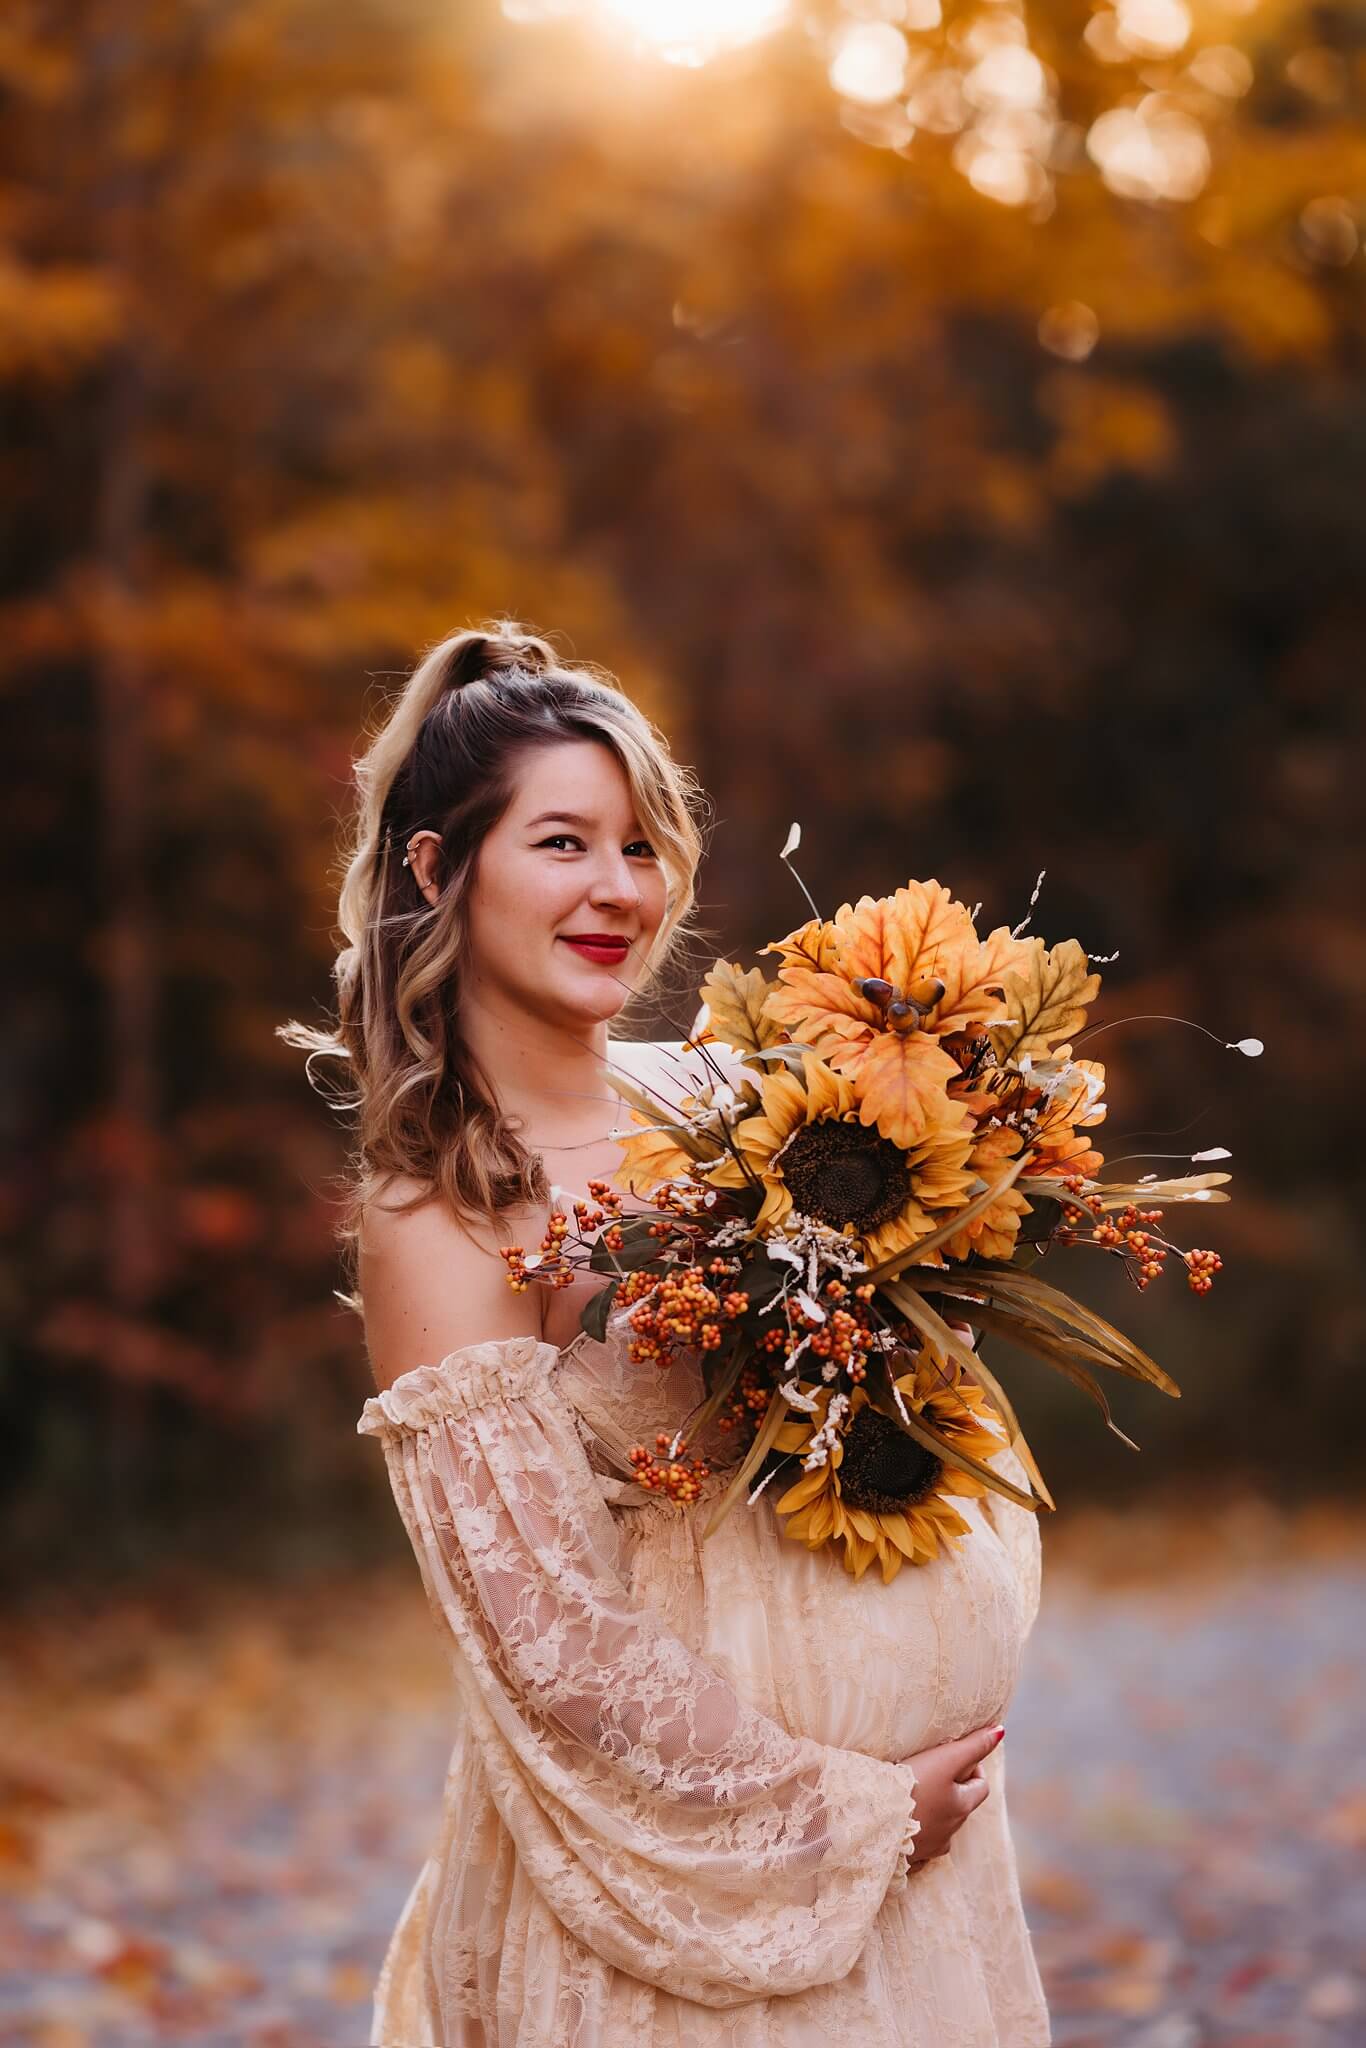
[886,1000,922,1035]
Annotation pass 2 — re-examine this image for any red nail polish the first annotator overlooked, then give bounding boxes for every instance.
[992,1725,1006,1746]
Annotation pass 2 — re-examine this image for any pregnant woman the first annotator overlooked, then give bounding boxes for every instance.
[291,623,1050,2045]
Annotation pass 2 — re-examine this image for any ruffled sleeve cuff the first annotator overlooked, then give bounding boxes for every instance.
[883,1760,923,1897]
[356,1335,561,1438]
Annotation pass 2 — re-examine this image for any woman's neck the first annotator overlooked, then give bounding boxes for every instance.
[460,990,624,1150]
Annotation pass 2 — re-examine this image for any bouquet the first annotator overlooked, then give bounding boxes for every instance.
[503,834,1246,1584]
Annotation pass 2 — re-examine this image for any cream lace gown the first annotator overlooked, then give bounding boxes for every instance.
[356,1300,1050,2047]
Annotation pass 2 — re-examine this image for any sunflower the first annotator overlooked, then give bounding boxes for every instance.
[771,1346,1007,1583]
[937,1122,1034,1263]
[704,1049,977,1268]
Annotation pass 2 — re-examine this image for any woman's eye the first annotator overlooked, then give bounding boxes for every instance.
[537,835,657,857]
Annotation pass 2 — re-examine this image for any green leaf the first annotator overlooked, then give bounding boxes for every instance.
[1017,1196,1061,1245]
[586,1215,662,1275]
[729,1255,793,1305]
[579,1279,620,1343]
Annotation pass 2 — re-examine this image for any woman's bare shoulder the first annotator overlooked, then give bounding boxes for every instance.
[358,1175,541,1392]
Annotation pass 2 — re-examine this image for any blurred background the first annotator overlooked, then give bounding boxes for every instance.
[3,0,1364,2041]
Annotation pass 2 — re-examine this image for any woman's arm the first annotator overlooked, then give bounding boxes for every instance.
[356,1198,921,2008]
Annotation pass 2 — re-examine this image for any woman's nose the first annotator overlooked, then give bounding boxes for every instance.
[588,854,643,909]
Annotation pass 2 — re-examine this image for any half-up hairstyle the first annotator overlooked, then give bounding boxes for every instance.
[279,621,710,1301]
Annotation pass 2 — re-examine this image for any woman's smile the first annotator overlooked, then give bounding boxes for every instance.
[559,934,632,964]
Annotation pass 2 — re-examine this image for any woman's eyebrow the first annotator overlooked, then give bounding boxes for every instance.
[525,811,644,831]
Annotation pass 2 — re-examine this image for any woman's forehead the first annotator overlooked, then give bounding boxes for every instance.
[506,741,640,826]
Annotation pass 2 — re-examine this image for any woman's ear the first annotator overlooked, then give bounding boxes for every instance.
[405,828,444,904]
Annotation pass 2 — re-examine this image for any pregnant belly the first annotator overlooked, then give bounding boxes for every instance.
[624,1483,1028,1762]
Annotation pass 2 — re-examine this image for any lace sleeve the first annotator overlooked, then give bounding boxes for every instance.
[357,1335,919,2008]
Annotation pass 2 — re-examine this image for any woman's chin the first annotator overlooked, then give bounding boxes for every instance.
[548,974,636,1028]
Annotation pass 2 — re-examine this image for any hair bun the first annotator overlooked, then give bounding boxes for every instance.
[438,623,555,697]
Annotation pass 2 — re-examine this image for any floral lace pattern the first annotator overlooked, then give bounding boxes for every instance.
[357,1328,1049,2047]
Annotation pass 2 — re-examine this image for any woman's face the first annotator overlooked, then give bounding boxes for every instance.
[462,740,670,1030]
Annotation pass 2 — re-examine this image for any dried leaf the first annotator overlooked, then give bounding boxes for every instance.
[987,936,1101,1066]
[697,960,786,1055]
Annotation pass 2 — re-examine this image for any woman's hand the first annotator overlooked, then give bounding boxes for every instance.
[902,1721,1004,1868]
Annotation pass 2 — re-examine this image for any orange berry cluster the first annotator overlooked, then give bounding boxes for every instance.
[628,1430,712,1502]
[499,1211,575,1292]
[781,1284,875,1380]
[499,1178,629,1291]
[1090,1204,1168,1287]
[626,1261,733,1359]
[715,1361,780,1436]
[1058,1176,1220,1295]
[625,1267,746,1363]
[1183,1247,1223,1294]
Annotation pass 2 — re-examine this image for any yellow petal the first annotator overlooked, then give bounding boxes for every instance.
[880,1513,920,1561]
[802,1052,854,1124]
[753,1181,794,1235]
[775,1468,829,1514]
[806,1492,837,1544]
[843,1505,881,1542]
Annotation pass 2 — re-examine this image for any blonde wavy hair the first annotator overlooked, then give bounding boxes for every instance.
[279,621,710,1303]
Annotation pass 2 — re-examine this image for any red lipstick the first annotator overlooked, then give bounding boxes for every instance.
[560,935,631,964]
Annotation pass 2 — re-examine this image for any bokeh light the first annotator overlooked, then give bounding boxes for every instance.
[830,21,911,104]
[1087,97,1212,202]
[583,0,790,63]
[500,0,1303,213]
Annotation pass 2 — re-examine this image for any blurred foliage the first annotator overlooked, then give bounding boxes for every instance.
[1,0,1363,1580]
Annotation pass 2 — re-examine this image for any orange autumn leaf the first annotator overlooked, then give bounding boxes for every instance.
[759,881,1034,1148]
[1022,1052,1108,1181]
[852,1031,966,1148]
[936,918,1041,1038]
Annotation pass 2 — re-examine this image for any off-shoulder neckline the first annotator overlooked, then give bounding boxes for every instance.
[375,1325,596,1401]
[358,1333,566,1435]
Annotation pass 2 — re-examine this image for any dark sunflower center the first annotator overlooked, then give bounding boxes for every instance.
[778,1119,911,1233]
[839,1407,943,1515]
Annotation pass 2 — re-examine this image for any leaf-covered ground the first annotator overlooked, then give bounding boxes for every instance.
[2,1498,1362,2046]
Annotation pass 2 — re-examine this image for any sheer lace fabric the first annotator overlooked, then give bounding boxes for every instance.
[357,1321,1049,2047]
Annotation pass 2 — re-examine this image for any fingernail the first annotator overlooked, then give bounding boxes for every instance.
[992,1725,1006,1746]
